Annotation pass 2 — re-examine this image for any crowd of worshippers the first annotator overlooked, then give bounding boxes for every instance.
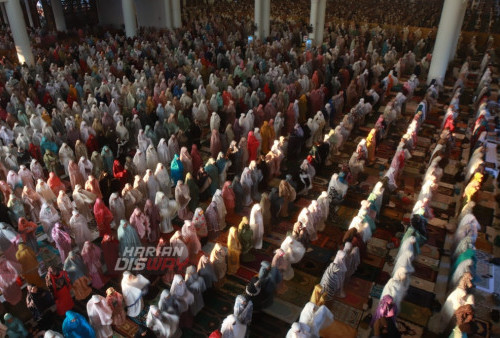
[367,57,499,337]
[0,1,497,336]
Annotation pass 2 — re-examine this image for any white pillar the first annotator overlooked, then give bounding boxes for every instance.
[315,0,326,47]
[449,0,467,62]
[427,0,467,84]
[24,0,34,27]
[262,0,270,40]
[309,0,319,41]
[164,0,173,29]
[254,0,262,40]
[51,0,66,32]
[1,3,9,26]
[121,0,137,38]
[172,0,181,29]
[5,0,34,65]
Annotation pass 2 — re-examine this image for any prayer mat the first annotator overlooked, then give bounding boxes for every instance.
[398,301,432,327]
[339,277,373,308]
[410,276,435,293]
[433,193,453,205]
[444,161,460,176]
[353,262,380,282]
[362,253,386,269]
[234,266,258,282]
[430,200,451,214]
[367,237,388,258]
[277,270,319,307]
[129,306,149,327]
[419,244,440,260]
[370,284,384,299]
[330,300,363,328]
[37,241,62,268]
[413,262,438,282]
[404,286,435,308]
[426,225,446,248]
[220,278,246,298]
[240,251,274,271]
[335,290,369,311]
[474,205,494,232]
[375,271,391,285]
[303,244,335,264]
[311,228,341,250]
[381,207,405,222]
[295,197,312,209]
[478,192,497,210]
[274,220,293,234]
[225,212,244,227]
[181,291,235,337]
[373,228,395,241]
[330,210,356,230]
[382,262,394,275]
[476,235,493,253]
[396,318,424,338]
[262,298,303,324]
[319,317,357,338]
[295,256,329,276]
[263,231,286,247]
[475,251,493,292]
[214,231,229,246]
[114,319,138,337]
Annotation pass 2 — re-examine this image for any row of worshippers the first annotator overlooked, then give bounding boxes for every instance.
[425,91,488,333]
[371,71,478,334]
[290,80,438,335]
[375,76,460,329]
[431,60,497,337]
[211,261,282,337]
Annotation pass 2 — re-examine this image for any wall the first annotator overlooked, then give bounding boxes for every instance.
[97,0,167,29]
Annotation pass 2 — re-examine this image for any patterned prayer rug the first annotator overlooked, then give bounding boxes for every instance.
[277,270,319,307]
[396,318,424,338]
[370,284,384,299]
[335,277,373,310]
[404,286,436,308]
[320,319,357,338]
[330,300,363,328]
[353,262,381,282]
[398,301,432,327]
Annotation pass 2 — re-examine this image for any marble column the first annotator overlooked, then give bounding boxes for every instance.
[254,0,263,40]
[315,0,326,47]
[121,0,137,38]
[164,0,173,30]
[427,0,467,84]
[172,0,181,29]
[5,0,35,65]
[51,0,66,31]
[262,0,270,39]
